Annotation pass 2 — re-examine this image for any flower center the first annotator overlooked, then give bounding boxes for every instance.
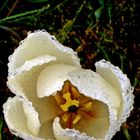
[68,105,78,112]
[54,80,94,128]
[60,92,79,112]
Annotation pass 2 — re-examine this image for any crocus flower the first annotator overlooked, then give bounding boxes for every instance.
[3,30,134,140]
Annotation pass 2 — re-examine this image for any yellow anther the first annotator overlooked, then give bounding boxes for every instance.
[60,92,79,112]
[62,113,69,122]
[82,102,92,111]
[73,114,81,124]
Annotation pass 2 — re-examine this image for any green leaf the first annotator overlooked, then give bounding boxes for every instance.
[94,7,104,21]
[123,128,131,140]
[108,0,112,23]
[0,117,3,140]
[25,0,48,3]
[57,20,73,43]
[99,0,104,7]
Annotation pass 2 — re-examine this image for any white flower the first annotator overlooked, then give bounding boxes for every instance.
[3,30,134,140]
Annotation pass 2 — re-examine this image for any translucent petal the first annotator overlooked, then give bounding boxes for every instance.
[95,60,134,120]
[67,69,120,109]
[3,96,43,140]
[37,96,62,139]
[53,117,96,140]
[37,63,78,98]
[36,63,119,139]
[75,100,110,139]
[95,60,134,134]
[60,69,120,139]
[8,30,81,76]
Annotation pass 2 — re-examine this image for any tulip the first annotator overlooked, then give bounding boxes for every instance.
[3,30,134,140]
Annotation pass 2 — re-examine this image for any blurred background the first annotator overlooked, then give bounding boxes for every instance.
[0,0,140,139]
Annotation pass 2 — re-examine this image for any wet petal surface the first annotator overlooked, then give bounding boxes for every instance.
[3,96,42,139]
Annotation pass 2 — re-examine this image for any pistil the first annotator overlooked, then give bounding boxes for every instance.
[60,92,79,112]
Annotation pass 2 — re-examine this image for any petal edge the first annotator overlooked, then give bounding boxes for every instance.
[53,117,96,140]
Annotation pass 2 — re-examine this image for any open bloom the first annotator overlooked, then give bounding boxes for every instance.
[3,30,134,140]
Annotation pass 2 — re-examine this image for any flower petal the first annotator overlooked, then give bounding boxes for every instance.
[7,56,63,139]
[37,63,79,98]
[7,55,56,98]
[37,63,119,139]
[67,69,120,109]
[8,30,81,76]
[59,69,120,139]
[37,95,62,139]
[95,60,134,131]
[3,96,43,140]
[53,117,96,140]
[44,67,116,139]
[14,55,56,75]
[76,100,110,139]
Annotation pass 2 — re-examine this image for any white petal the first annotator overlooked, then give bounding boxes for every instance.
[37,96,62,139]
[15,55,56,75]
[23,100,41,135]
[8,30,81,76]
[56,69,120,139]
[37,63,119,139]
[7,55,56,98]
[53,117,96,140]
[74,100,110,139]
[95,59,134,115]
[95,59,134,139]
[7,57,61,139]
[67,69,120,109]
[37,63,79,98]
[3,96,43,140]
